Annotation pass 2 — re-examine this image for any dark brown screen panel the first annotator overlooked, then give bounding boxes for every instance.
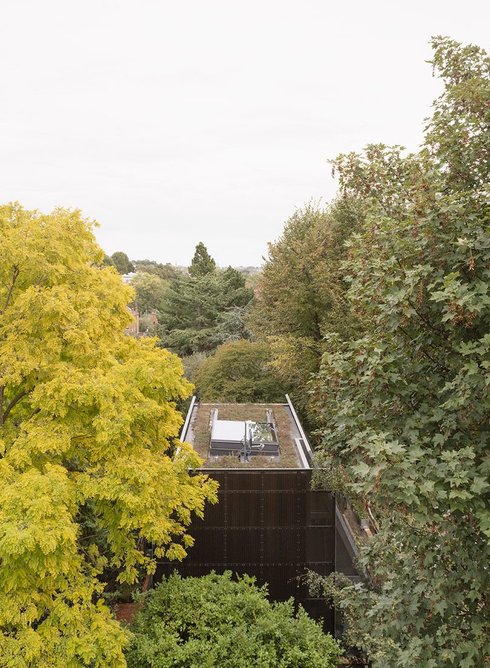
[154,469,335,632]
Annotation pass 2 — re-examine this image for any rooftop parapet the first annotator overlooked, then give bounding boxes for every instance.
[180,396,312,469]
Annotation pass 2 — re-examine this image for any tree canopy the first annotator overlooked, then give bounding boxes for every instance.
[249,200,362,412]
[111,251,134,274]
[194,340,287,403]
[310,37,490,667]
[130,271,168,315]
[0,204,217,667]
[188,242,216,277]
[126,572,341,668]
[132,260,180,281]
[252,203,360,342]
[159,267,254,357]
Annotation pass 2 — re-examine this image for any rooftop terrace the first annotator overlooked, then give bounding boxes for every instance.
[181,397,313,469]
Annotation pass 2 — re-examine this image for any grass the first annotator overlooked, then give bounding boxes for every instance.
[190,403,300,468]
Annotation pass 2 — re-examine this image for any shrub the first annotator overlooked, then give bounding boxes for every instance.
[126,572,341,668]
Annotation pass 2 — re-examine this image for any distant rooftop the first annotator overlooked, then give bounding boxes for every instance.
[181,398,313,469]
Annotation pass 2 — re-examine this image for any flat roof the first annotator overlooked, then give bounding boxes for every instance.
[181,400,311,469]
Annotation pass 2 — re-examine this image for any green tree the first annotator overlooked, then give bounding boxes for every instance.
[188,242,216,277]
[181,351,209,383]
[132,260,180,281]
[249,201,362,412]
[221,265,254,307]
[312,38,490,667]
[252,202,361,343]
[126,572,341,668]
[158,273,224,355]
[0,204,217,667]
[111,251,134,274]
[159,269,254,357]
[131,272,168,314]
[194,340,287,402]
[103,254,115,267]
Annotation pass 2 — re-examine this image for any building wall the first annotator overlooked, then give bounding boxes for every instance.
[154,468,335,632]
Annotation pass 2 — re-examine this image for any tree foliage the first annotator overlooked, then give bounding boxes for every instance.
[249,201,362,412]
[159,268,254,357]
[132,260,180,281]
[111,251,134,274]
[194,340,288,403]
[188,242,216,277]
[0,204,217,667]
[126,571,341,668]
[252,203,356,340]
[312,37,490,667]
[130,272,168,315]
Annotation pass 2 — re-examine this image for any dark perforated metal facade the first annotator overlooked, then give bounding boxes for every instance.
[154,468,335,631]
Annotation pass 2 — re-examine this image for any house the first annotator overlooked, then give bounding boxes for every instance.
[152,396,360,633]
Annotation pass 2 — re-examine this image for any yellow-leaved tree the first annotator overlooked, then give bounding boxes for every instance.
[0,204,217,667]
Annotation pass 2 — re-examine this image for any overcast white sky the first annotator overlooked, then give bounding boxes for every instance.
[1,1,488,267]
